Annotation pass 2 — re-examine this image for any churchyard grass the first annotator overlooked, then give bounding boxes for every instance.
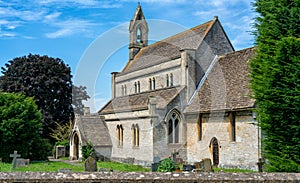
[1,161,253,172]
[0,161,150,172]
[0,161,83,172]
[97,161,150,172]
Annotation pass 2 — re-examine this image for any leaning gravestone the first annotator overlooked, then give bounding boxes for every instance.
[201,158,213,172]
[84,156,97,172]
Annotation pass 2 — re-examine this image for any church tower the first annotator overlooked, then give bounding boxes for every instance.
[129,3,148,60]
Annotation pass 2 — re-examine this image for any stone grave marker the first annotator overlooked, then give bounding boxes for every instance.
[24,159,30,166]
[56,145,66,159]
[16,158,26,167]
[200,158,213,172]
[182,164,195,171]
[84,156,97,172]
[10,151,21,169]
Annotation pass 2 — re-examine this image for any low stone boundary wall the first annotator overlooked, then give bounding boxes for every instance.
[0,172,299,182]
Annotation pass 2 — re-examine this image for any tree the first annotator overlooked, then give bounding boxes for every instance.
[0,54,73,140]
[0,92,49,162]
[250,0,300,172]
[72,85,90,115]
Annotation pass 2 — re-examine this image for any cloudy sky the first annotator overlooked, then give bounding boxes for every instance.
[0,0,256,112]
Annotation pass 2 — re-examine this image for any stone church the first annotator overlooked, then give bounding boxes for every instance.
[70,4,261,170]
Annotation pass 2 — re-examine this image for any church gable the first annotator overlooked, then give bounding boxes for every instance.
[185,47,256,114]
[122,19,215,74]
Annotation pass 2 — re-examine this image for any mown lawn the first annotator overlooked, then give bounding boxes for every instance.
[0,161,150,172]
[0,161,254,173]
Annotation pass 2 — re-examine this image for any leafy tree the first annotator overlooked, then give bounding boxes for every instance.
[0,54,73,139]
[0,92,49,162]
[250,0,300,172]
[50,120,73,142]
[72,85,90,115]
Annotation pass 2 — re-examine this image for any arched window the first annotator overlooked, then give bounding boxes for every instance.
[117,125,123,146]
[170,73,173,86]
[134,82,137,94]
[124,85,127,95]
[131,124,139,147]
[137,81,140,93]
[198,114,203,141]
[136,124,139,146]
[149,78,152,90]
[166,74,169,87]
[168,111,180,144]
[152,77,156,90]
[137,27,142,43]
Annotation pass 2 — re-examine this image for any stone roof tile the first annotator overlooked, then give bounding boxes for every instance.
[76,115,112,147]
[121,19,215,74]
[185,47,256,113]
[99,86,185,114]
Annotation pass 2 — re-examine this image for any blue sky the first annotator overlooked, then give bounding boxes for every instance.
[0,0,255,112]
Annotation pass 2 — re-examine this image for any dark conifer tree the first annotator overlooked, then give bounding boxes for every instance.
[250,0,300,172]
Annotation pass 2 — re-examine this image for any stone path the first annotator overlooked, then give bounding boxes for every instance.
[48,156,81,166]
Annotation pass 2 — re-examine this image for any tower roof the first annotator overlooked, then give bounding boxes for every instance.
[129,3,146,31]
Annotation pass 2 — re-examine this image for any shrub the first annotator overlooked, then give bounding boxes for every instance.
[157,158,176,172]
[81,142,95,161]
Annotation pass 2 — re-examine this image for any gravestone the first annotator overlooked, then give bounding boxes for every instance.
[182,164,195,171]
[24,159,30,166]
[16,158,26,167]
[56,146,65,159]
[84,156,97,172]
[200,158,213,172]
[194,162,201,169]
[10,151,21,169]
[151,157,161,172]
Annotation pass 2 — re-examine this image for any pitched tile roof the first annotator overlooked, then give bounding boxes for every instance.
[121,18,217,74]
[76,115,112,147]
[99,86,185,115]
[184,47,256,113]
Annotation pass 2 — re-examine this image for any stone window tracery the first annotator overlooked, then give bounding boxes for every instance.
[117,125,123,146]
[132,124,139,147]
[168,111,180,144]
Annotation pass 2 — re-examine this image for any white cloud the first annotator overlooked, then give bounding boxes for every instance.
[45,28,72,38]
[0,33,16,37]
[45,12,61,20]
[45,19,96,38]
[38,0,121,8]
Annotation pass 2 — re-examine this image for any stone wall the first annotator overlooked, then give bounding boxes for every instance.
[0,172,299,183]
[186,112,259,170]
[105,114,154,166]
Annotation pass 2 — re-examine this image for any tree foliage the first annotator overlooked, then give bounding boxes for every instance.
[72,85,90,115]
[250,0,300,172]
[0,54,73,139]
[50,120,73,142]
[0,92,49,162]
